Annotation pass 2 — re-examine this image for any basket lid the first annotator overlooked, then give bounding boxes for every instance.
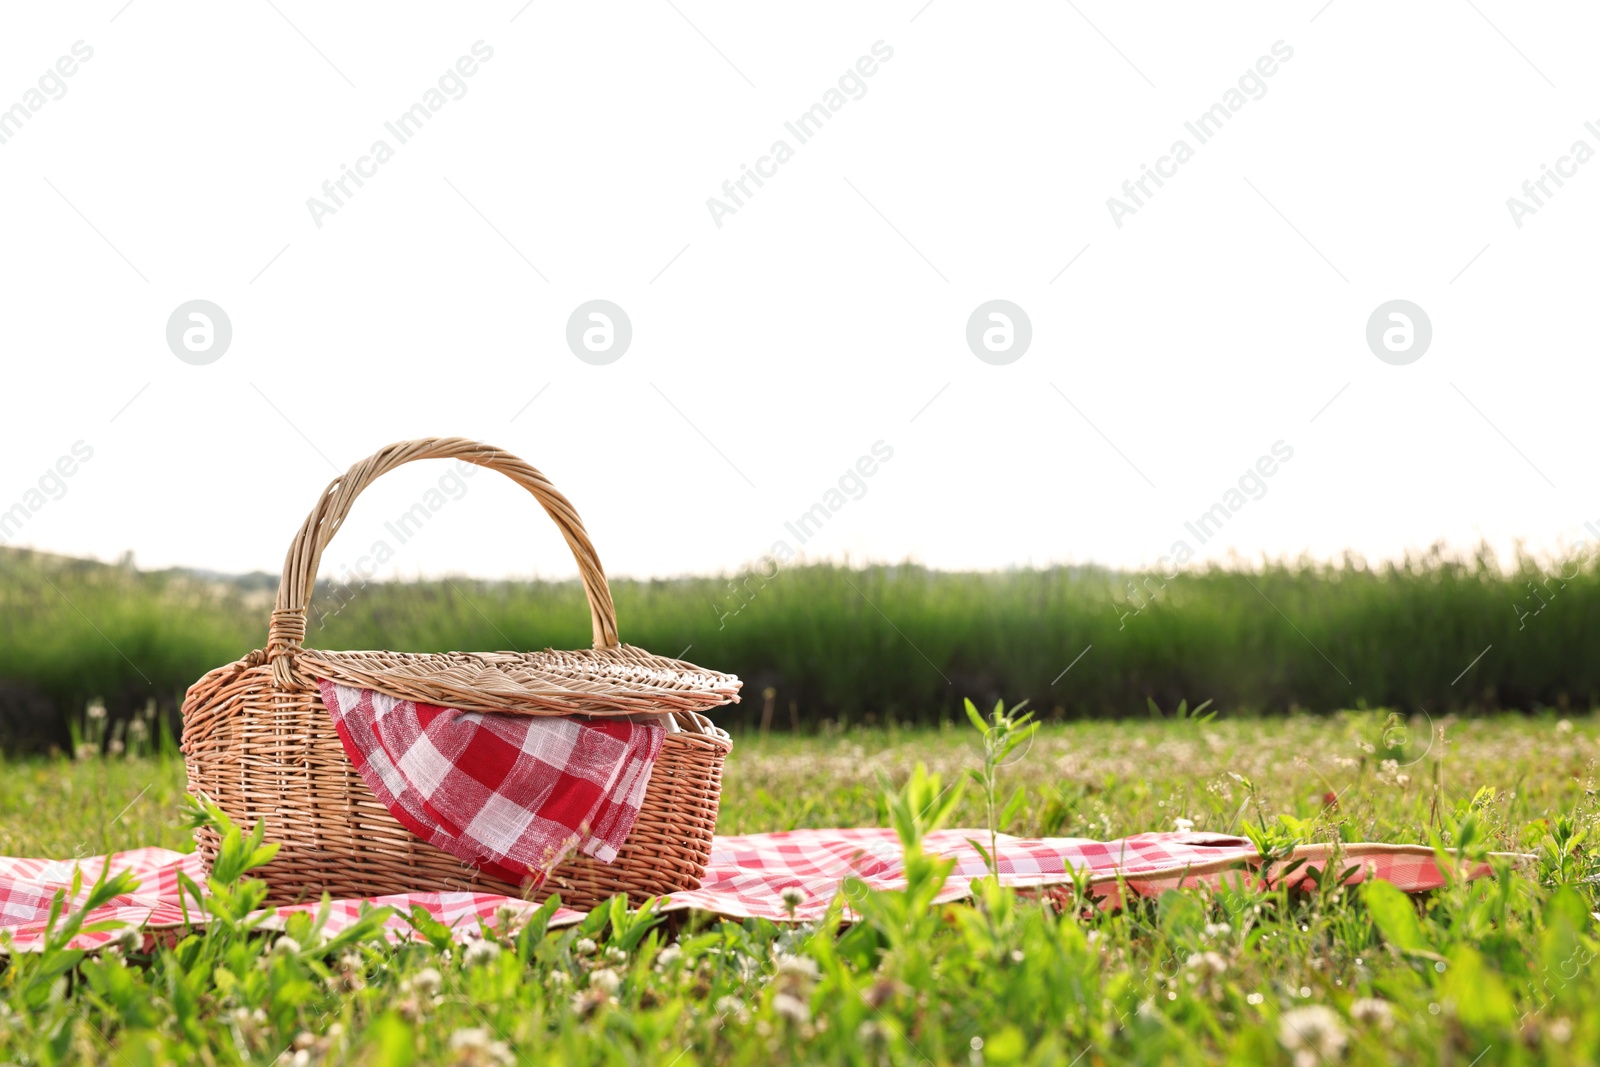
[296,644,741,717]
[262,438,743,718]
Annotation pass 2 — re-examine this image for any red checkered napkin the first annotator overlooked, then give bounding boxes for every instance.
[316,680,664,888]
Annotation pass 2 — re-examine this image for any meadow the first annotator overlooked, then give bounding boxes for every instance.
[3,711,1599,1064]
[3,544,1599,751]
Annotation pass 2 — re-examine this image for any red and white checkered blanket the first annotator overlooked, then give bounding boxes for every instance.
[0,830,1524,951]
[317,680,663,887]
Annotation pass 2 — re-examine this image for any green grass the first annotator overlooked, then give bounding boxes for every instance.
[5,545,1600,750]
[3,713,1600,1064]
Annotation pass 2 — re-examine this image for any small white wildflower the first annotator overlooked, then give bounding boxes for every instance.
[272,936,301,957]
[409,967,442,996]
[451,1028,491,1049]
[110,926,141,954]
[1550,1017,1574,1043]
[548,969,571,987]
[1203,922,1232,939]
[715,995,746,1017]
[604,946,627,964]
[288,1051,309,1067]
[449,1028,513,1064]
[464,938,502,967]
[773,992,811,1023]
[1185,951,1227,975]
[780,886,806,912]
[1173,817,1196,833]
[775,954,820,981]
[1349,997,1393,1031]
[87,702,107,721]
[589,967,622,995]
[574,937,598,956]
[655,944,683,968]
[1558,719,1574,734]
[1279,1005,1347,1067]
[1246,992,1264,1005]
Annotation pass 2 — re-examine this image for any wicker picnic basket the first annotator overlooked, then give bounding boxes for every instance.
[180,437,739,909]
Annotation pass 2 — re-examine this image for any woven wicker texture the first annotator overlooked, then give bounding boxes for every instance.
[181,438,739,908]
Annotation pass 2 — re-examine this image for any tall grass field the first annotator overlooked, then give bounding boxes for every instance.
[0,545,1594,749]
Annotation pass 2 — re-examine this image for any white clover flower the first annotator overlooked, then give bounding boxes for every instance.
[1185,951,1227,975]
[110,926,141,954]
[464,938,502,967]
[272,936,301,957]
[1349,997,1393,1030]
[604,946,627,964]
[1173,817,1196,833]
[409,967,442,996]
[780,886,806,912]
[589,968,622,995]
[548,969,571,987]
[450,1028,489,1049]
[1279,1005,1347,1067]
[773,992,811,1023]
[655,944,683,969]
[715,995,746,1018]
[1203,922,1232,939]
[449,1028,512,1065]
[574,937,598,956]
[775,954,820,981]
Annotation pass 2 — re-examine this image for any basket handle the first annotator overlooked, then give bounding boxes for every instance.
[266,438,619,682]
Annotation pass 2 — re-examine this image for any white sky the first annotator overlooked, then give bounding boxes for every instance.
[1,2,1595,586]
